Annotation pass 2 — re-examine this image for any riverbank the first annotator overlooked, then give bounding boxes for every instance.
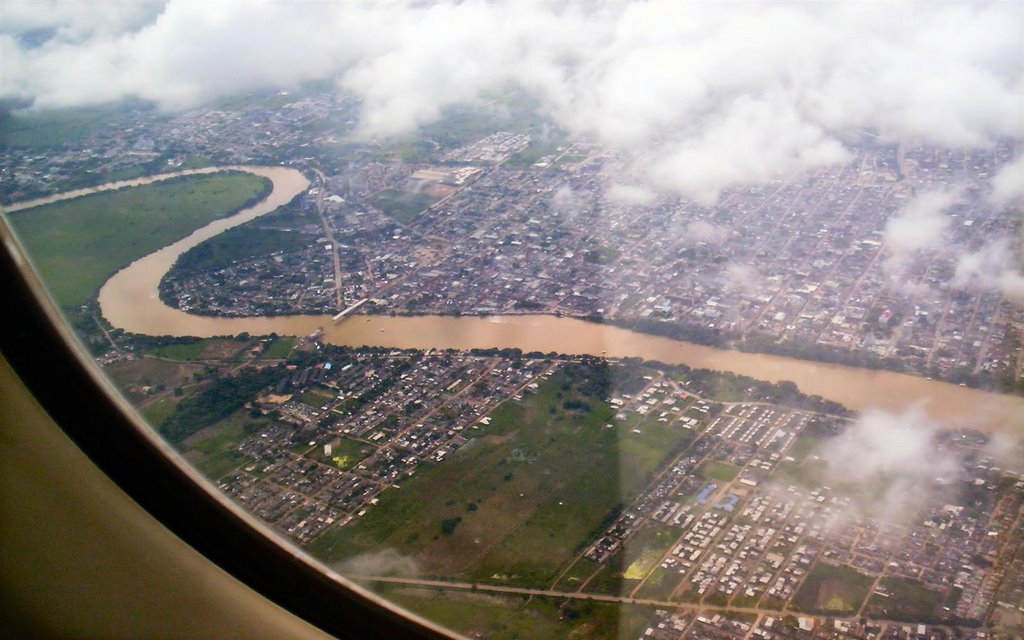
[22,164,1007,435]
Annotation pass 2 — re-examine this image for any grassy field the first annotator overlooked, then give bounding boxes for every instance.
[299,387,335,408]
[8,172,270,308]
[786,433,825,461]
[622,523,679,581]
[553,557,602,592]
[329,437,374,471]
[258,336,296,360]
[140,396,178,427]
[0,106,113,148]
[310,363,693,588]
[150,338,249,362]
[791,563,874,615]
[771,459,828,487]
[697,460,741,482]
[104,357,204,404]
[380,586,651,640]
[180,411,263,480]
[864,577,943,622]
[171,226,307,274]
[636,566,678,600]
[370,189,438,224]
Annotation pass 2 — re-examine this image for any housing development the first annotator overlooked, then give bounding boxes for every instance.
[3,89,1022,392]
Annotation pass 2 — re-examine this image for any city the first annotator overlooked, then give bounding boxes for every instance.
[2,29,1023,640]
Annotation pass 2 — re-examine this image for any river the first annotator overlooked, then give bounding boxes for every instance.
[26,165,1014,434]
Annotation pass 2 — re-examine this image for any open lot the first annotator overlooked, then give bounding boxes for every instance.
[151,338,250,362]
[370,189,439,224]
[310,363,691,588]
[791,562,873,615]
[180,410,268,480]
[697,460,741,483]
[104,357,204,403]
[379,586,650,640]
[864,577,944,622]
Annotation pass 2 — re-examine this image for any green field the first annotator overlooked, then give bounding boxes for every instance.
[791,563,874,615]
[636,566,679,600]
[864,577,944,622]
[553,557,602,592]
[8,172,270,307]
[0,106,112,148]
[370,189,438,224]
[170,226,307,274]
[772,459,828,487]
[259,336,297,360]
[380,587,650,640]
[310,363,692,588]
[140,396,178,427]
[150,338,252,362]
[299,387,335,408]
[180,411,264,480]
[786,433,824,461]
[697,460,741,482]
[104,357,203,404]
[329,437,374,471]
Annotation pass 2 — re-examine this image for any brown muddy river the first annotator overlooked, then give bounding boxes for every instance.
[43,165,1017,434]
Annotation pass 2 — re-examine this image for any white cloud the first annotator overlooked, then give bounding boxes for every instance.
[722,262,761,295]
[882,188,958,286]
[2,1,1023,203]
[818,407,963,521]
[684,220,730,245]
[606,183,657,206]
[990,154,1024,207]
[952,238,1024,305]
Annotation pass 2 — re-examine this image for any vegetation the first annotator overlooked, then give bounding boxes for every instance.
[791,563,873,615]
[148,338,248,362]
[140,397,178,427]
[258,336,297,359]
[0,105,118,148]
[864,577,944,623]
[180,411,266,479]
[583,245,621,265]
[370,189,438,223]
[159,366,281,443]
[310,360,691,588]
[697,460,741,482]
[328,438,373,471]
[8,172,271,308]
[379,587,648,640]
[169,226,306,274]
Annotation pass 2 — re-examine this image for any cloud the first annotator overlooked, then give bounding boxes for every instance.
[606,183,657,206]
[722,262,761,295]
[684,220,730,244]
[952,238,1024,305]
[990,154,1024,207]
[550,184,586,216]
[817,407,963,521]
[2,1,1023,202]
[334,548,420,579]
[647,97,849,206]
[881,189,959,285]
[982,432,1024,475]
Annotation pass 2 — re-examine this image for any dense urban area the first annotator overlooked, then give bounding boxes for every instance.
[3,87,1022,391]
[3,85,1023,639]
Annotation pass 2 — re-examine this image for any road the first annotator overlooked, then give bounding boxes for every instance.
[310,167,345,312]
